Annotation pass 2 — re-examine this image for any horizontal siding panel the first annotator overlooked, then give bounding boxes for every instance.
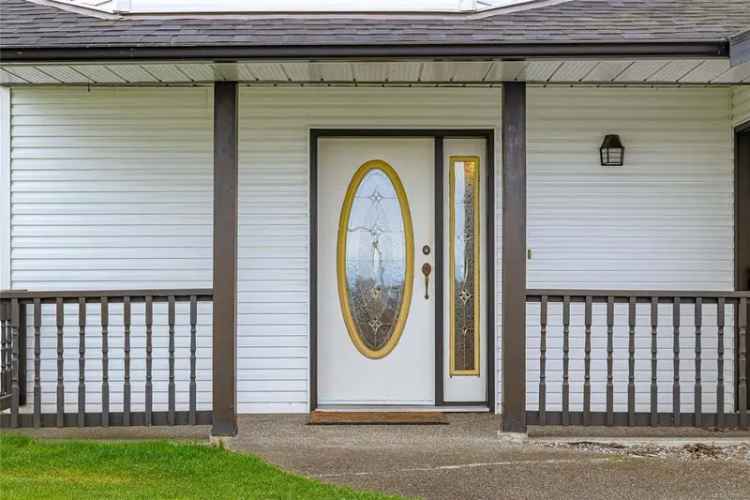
[11,225,213,237]
[12,260,212,271]
[12,235,213,248]
[12,270,212,281]
[237,369,307,380]
[11,160,212,171]
[12,126,210,138]
[12,183,209,194]
[238,336,307,348]
[237,324,306,336]
[11,116,203,127]
[12,170,211,183]
[526,86,735,413]
[13,247,211,258]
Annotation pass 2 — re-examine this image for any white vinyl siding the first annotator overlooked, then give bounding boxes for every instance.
[734,86,750,126]
[1,87,10,289]
[526,86,735,413]
[9,87,214,414]
[238,87,503,413]
[6,84,740,417]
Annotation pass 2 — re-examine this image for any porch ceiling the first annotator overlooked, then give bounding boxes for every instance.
[2,59,750,86]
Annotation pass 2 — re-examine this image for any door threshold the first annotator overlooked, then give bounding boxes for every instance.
[310,410,448,425]
[315,404,490,413]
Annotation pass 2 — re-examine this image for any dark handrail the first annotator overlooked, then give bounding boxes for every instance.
[527,289,750,304]
[0,289,213,303]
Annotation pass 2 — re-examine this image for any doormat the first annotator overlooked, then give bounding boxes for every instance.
[309,411,448,425]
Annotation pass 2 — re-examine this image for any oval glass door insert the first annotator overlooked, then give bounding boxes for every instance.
[337,159,414,359]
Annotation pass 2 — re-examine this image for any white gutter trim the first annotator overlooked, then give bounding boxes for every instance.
[25,0,121,19]
[34,0,574,18]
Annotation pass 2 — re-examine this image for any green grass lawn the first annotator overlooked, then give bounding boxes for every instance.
[0,434,401,499]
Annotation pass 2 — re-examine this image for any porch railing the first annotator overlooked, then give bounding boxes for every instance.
[0,289,213,428]
[526,290,748,428]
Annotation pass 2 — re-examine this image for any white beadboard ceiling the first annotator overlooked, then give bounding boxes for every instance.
[1,59,750,86]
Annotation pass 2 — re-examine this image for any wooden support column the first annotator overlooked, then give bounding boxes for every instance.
[501,82,527,433]
[737,124,750,410]
[212,81,239,436]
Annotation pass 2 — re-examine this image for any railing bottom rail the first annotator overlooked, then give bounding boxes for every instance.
[527,411,744,428]
[0,411,212,428]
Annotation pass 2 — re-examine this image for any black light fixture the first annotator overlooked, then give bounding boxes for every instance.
[600,134,625,167]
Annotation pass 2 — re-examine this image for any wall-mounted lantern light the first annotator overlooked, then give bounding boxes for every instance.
[600,134,624,167]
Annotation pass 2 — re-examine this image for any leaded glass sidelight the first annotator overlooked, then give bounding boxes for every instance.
[450,156,480,376]
[337,160,414,359]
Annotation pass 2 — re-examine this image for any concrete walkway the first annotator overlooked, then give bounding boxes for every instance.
[228,414,750,500]
[4,414,750,499]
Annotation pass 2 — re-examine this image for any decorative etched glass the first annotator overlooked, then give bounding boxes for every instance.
[450,157,480,375]
[337,160,414,359]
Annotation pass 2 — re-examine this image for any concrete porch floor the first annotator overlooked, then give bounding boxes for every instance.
[3,414,750,499]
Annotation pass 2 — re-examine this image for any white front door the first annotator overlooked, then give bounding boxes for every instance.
[317,138,435,406]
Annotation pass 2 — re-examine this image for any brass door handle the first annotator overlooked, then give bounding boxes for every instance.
[421,263,432,300]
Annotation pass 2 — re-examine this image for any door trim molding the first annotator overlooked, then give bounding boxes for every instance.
[434,136,445,406]
[309,128,495,412]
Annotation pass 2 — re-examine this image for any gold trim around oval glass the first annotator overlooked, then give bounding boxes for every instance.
[336,159,415,360]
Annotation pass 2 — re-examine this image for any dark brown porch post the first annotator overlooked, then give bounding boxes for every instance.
[502,82,527,433]
[212,81,239,436]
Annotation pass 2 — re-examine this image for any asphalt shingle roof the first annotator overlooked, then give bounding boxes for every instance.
[1,0,749,49]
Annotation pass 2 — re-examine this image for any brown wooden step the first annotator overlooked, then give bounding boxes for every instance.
[309,410,448,425]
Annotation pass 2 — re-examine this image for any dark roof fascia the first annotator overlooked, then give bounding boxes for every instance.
[0,41,729,64]
[730,30,750,66]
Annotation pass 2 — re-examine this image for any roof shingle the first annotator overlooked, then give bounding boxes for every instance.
[1,0,749,49]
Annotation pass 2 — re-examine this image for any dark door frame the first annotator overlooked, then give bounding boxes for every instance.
[736,120,750,409]
[309,128,495,411]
